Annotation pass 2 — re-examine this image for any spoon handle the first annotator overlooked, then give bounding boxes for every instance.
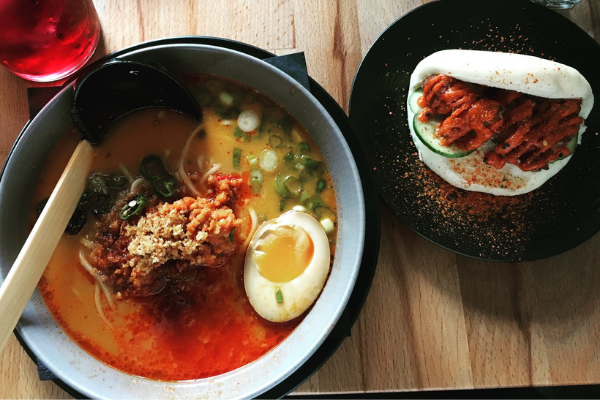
[0,140,93,353]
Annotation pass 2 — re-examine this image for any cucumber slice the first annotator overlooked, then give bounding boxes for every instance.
[557,134,578,160]
[409,89,423,114]
[412,114,474,158]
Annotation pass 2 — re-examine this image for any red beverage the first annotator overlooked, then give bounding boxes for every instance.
[0,0,100,82]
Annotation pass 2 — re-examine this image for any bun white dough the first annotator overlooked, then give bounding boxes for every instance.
[407,50,594,196]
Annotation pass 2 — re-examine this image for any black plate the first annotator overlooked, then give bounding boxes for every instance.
[6,37,380,398]
[349,0,600,262]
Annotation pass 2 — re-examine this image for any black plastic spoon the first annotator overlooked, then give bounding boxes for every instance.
[0,59,201,353]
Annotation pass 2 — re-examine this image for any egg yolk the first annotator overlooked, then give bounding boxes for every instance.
[254,225,314,282]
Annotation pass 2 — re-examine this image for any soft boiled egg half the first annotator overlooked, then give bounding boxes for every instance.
[244,210,331,323]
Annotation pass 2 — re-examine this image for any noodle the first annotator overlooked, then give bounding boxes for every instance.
[242,207,258,250]
[199,164,221,192]
[130,177,145,193]
[118,164,134,183]
[79,251,114,308]
[177,124,204,197]
[79,238,95,250]
[95,283,112,327]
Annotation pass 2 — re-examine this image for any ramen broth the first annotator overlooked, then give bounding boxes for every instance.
[35,75,337,380]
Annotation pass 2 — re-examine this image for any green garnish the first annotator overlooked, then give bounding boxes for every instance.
[316,178,326,193]
[275,288,283,304]
[269,135,283,148]
[280,200,286,212]
[141,155,177,197]
[284,151,294,162]
[119,194,147,220]
[299,142,310,152]
[234,127,243,139]
[229,227,236,242]
[304,157,322,170]
[233,147,242,168]
[249,169,263,194]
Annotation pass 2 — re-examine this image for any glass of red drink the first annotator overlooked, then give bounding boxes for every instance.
[0,0,101,82]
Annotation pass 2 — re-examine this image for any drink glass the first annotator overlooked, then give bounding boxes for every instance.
[0,0,101,82]
[529,0,584,8]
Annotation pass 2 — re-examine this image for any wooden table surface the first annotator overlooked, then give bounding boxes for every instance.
[1,0,600,398]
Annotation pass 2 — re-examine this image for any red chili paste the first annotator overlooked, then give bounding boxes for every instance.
[418,74,584,171]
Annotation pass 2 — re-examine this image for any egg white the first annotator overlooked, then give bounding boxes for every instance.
[407,50,594,196]
[244,211,330,323]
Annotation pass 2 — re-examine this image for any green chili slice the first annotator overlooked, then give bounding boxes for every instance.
[141,155,177,197]
[119,194,147,220]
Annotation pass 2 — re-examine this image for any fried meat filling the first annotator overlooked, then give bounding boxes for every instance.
[90,175,243,298]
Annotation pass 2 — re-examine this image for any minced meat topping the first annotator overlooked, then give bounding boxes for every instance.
[90,174,243,298]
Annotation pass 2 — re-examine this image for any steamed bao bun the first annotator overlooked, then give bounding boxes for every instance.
[407,50,594,196]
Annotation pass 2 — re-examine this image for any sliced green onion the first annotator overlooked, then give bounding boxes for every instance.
[247,154,258,166]
[269,135,283,148]
[233,147,242,168]
[219,91,235,106]
[275,287,283,304]
[238,109,260,132]
[320,218,335,234]
[304,157,322,170]
[299,142,310,152]
[280,200,286,212]
[276,174,302,198]
[249,169,264,194]
[298,169,314,182]
[283,176,303,197]
[316,178,326,193]
[119,194,147,220]
[299,191,310,203]
[306,195,326,213]
[314,206,336,222]
[293,205,307,213]
[258,213,268,222]
[284,151,294,162]
[234,127,243,139]
[275,174,289,198]
[229,227,236,242]
[259,149,278,172]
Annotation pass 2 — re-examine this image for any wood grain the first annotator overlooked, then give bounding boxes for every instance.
[0,0,599,398]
